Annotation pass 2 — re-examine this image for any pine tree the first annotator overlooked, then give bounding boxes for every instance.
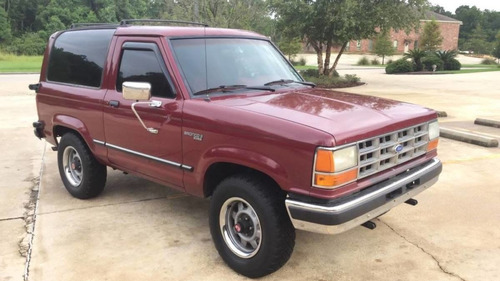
[374,31,394,64]
[420,20,443,51]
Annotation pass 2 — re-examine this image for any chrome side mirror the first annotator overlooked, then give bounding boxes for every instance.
[122,81,151,100]
[122,81,162,134]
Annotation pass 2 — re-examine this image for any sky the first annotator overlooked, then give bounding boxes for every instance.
[430,0,500,12]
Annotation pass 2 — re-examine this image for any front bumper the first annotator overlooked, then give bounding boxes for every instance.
[285,158,442,235]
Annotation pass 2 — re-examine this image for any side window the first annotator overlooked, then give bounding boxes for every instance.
[47,29,114,87]
[116,49,175,98]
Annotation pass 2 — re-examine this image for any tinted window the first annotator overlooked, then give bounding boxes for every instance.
[116,49,174,98]
[47,29,114,87]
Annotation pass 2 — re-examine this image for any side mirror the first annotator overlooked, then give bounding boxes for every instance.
[122,81,151,100]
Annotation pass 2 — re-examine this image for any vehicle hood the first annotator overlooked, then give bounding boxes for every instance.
[210,88,437,145]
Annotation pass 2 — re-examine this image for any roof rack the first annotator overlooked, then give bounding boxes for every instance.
[120,19,208,27]
[70,23,119,29]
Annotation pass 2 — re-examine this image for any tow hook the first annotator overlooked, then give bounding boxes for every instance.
[361,221,377,230]
[404,198,418,206]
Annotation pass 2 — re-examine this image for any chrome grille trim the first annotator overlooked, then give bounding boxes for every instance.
[357,123,430,179]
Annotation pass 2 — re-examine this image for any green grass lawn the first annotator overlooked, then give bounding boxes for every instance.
[294,65,318,70]
[440,67,500,74]
[0,53,43,73]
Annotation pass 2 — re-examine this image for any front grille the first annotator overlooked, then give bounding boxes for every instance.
[357,123,429,179]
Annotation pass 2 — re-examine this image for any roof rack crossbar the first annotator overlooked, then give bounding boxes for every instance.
[120,19,208,27]
[70,23,119,29]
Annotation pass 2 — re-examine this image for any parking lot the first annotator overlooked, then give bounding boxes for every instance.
[1,69,499,281]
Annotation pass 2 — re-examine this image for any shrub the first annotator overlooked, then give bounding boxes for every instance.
[344,74,360,83]
[370,58,380,65]
[444,58,461,70]
[404,49,427,71]
[299,57,306,66]
[301,68,319,77]
[385,59,414,74]
[300,68,339,78]
[481,58,497,65]
[422,55,443,71]
[304,74,361,88]
[386,59,394,64]
[357,56,370,65]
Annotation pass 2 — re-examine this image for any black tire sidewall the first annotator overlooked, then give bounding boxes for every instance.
[209,175,294,278]
[57,133,106,199]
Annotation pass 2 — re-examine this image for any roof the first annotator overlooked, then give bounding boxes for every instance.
[67,24,265,39]
[422,11,462,24]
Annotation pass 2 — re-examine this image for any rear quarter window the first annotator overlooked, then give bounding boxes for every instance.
[47,29,115,87]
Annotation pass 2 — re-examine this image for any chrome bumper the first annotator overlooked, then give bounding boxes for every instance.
[285,158,442,235]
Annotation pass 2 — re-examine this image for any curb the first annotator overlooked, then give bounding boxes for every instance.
[474,118,500,129]
[440,128,499,148]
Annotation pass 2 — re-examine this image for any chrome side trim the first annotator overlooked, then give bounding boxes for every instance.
[93,139,193,171]
[93,139,106,146]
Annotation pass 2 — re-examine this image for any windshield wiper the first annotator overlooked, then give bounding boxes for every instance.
[264,79,316,88]
[193,85,275,96]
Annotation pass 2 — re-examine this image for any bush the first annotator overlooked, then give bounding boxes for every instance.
[370,58,380,65]
[481,58,497,65]
[300,68,319,77]
[3,32,46,55]
[291,58,307,66]
[444,58,461,70]
[386,59,394,64]
[385,59,414,74]
[304,74,361,88]
[357,56,370,65]
[422,55,443,71]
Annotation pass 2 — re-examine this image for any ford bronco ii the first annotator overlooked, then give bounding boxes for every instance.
[31,20,442,277]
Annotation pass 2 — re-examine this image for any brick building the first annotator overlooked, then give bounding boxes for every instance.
[309,11,462,54]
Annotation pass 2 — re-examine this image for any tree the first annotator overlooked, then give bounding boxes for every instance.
[271,0,427,76]
[420,20,443,51]
[0,6,11,43]
[493,31,500,63]
[373,31,394,65]
[462,25,493,54]
[278,38,302,60]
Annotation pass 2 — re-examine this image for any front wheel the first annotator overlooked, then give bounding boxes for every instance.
[209,174,295,278]
[57,133,107,199]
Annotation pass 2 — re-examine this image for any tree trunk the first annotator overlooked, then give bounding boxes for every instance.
[311,41,324,75]
[323,41,332,76]
[329,41,348,74]
[382,55,385,65]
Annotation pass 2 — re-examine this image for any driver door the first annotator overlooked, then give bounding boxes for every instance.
[102,37,185,189]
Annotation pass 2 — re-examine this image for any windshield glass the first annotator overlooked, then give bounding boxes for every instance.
[170,38,302,95]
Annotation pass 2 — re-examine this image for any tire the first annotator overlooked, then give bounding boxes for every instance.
[209,174,295,278]
[57,133,107,199]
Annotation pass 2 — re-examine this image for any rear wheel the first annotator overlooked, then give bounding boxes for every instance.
[209,174,295,278]
[57,133,106,199]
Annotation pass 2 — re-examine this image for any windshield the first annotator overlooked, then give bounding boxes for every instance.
[170,38,302,95]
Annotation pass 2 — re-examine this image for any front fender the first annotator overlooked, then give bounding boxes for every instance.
[185,146,289,197]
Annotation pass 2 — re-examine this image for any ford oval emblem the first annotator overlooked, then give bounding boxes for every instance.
[394,144,404,153]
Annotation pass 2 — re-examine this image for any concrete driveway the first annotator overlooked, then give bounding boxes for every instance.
[1,71,499,281]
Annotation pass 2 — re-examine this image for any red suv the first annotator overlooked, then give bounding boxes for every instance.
[32,20,442,277]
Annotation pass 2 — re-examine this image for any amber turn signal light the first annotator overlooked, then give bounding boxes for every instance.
[427,138,439,151]
[315,149,334,172]
[314,169,357,187]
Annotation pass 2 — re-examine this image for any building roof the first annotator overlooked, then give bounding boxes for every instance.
[423,11,462,24]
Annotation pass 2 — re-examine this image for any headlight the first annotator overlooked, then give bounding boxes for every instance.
[427,120,439,151]
[313,145,358,189]
[429,121,439,140]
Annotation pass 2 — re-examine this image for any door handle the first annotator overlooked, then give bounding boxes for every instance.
[109,100,120,108]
